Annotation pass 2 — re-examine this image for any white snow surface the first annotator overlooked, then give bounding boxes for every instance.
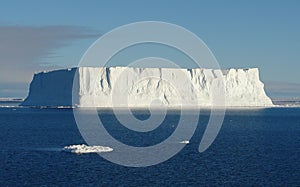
[62,144,113,154]
[22,67,273,107]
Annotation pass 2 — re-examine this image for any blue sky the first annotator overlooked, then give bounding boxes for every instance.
[0,0,299,98]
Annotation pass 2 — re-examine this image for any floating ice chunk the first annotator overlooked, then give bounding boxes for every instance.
[62,144,113,154]
[179,140,190,144]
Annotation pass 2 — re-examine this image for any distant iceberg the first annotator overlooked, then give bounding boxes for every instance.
[62,144,113,154]
[21,67,273,107]
[179,140,190,144]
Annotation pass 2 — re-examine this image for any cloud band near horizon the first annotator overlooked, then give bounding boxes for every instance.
[0,25,99,97]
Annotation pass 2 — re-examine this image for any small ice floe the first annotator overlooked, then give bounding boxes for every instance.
[62,144,113,154]
[57,106,73,109]
[179,140,190,144]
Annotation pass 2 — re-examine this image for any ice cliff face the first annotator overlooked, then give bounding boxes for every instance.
[22,68,76,107]
[22,67,273,107]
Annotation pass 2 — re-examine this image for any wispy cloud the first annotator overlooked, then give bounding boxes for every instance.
[0,25,99,97]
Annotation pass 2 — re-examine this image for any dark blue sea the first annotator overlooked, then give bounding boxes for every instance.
[0,104,299,186]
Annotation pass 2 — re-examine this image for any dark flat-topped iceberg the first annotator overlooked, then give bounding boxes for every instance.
[22,67,273,107]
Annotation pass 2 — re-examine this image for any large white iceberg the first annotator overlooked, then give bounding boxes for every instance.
[22,67,273,107]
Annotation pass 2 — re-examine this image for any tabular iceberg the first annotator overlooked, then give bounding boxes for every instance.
[21,67,273,107]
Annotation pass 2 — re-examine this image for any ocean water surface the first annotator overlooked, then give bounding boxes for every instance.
[0,104,299,186]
